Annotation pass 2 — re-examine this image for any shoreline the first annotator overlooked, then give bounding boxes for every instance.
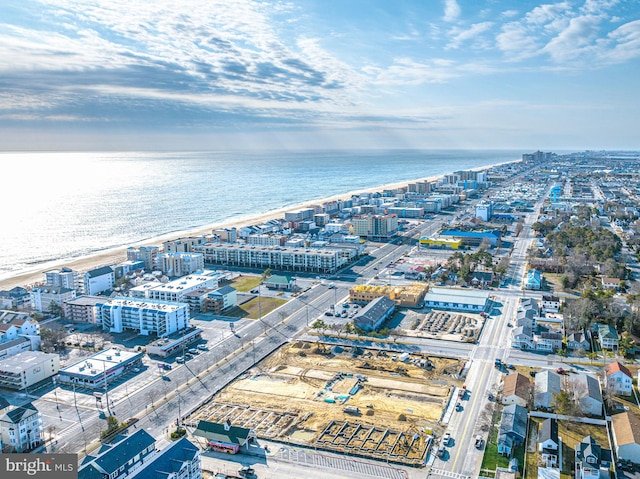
[0,159,517,291]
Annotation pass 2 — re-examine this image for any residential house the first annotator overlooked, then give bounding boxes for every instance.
[470,271,494,288]
[570,374,603,417]
[611,412,640,464]
[534,370,562,411]
[78,429,156,479]
[0,287,30,309]
[538,418,560,469]
[511,325,535,350]
[605,361,633,396]
[501,372,531,408]
[0,402,43,452]
[566,331,590,352]
[575,436,612,479]
[129,437,201,479]
[596,324,619,351]
[497,404,528,456]
[525,269,543,290]
[601,277,621,290]
[534,329,563,353]
[541,295,561,313]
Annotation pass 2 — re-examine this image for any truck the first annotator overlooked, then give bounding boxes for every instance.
[458,385,466,398]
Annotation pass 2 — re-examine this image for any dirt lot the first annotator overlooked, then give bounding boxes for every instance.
[189,341,464,465]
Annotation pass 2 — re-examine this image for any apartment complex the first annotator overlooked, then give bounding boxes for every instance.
[194,243,347,273]
[127,245,159,271]
[44,267,80,291]
[97,297,190,336]
[29,286,76,312]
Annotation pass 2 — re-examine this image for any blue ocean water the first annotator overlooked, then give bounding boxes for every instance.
[0,149,521,280]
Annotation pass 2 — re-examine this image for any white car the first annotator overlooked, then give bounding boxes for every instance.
[442,432,451,446]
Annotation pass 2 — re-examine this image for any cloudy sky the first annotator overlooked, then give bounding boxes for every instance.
[1,0,639,150]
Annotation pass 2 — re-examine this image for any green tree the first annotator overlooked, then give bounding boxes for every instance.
[619,333,635,358]
[551,391,574,415]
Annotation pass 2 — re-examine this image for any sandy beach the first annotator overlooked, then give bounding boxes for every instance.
[0,161,514,292]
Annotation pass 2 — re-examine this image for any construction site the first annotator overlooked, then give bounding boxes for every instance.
[187,341,465,466]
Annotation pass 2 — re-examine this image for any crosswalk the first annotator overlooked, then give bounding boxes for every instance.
[428,467,472,479]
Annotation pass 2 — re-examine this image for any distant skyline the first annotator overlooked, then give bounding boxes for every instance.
[1,0,639,151]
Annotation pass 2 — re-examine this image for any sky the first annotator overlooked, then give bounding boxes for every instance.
[1,0,639,151]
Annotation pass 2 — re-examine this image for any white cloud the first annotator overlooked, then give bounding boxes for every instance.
[603,19,640,62]
[443,0,461,22]
[543,15,602,62]
[447,22,493,49]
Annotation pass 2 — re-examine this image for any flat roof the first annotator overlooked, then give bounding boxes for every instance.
[64,295,105,306]
[60,347,142,378]
[424,287,490,306]
[0,351,57,370]
[149,273,220,293]
[99,297,187,312]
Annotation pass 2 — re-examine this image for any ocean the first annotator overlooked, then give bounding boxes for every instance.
[0,149,521,281]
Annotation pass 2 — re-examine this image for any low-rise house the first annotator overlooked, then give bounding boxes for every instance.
[541,295,561,313]
[538,418,559,468]
[525,269,542,290]
[78,429,156,479]
[501,372,531,408]
[575,435,612,479]
[596,324,619,350]
[497,404,528,456]
[511,325,535,349]
[570,374,603,417]
[566,331,590,352]
[534,370,562,411]
[534,330,563,353]
[605,361,633,396]
[470,271,494,287]
[601,277,621,290]
[129,436,201,479]
[611,412,640,464]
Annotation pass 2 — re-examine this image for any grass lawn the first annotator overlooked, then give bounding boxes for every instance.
[481,407,512,473]
[224,296,287,319]
[230,275,263,292]
[557,420,608,449]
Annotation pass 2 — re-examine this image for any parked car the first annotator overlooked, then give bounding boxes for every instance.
[442,432,451,446]
[197,344,208,351]
[176,356,185,363]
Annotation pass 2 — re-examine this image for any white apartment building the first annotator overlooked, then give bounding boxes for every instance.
[246,234,287,247]
[44,267,80,291]
[156,252,205,277]
[194,243,346,273]
[147,272,221,303]
[97,297,190,336]
[82,266,115,296]
[29,286,76,313]
[0,402,43,452]
[163,236,209,253]
[0,351,59,390]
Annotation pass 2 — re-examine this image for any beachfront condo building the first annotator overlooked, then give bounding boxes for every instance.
[44,267,80,292]
[284,208,315,222]
[156,252,205,277]
[82,266,115,296]
[162,236,210,253]
[127,245,159,271]
[351,214,398,241]
[194,243,347,273]
[96,297,190,336]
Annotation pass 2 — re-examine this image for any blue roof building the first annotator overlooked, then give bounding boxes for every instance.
[439,229,502,247]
